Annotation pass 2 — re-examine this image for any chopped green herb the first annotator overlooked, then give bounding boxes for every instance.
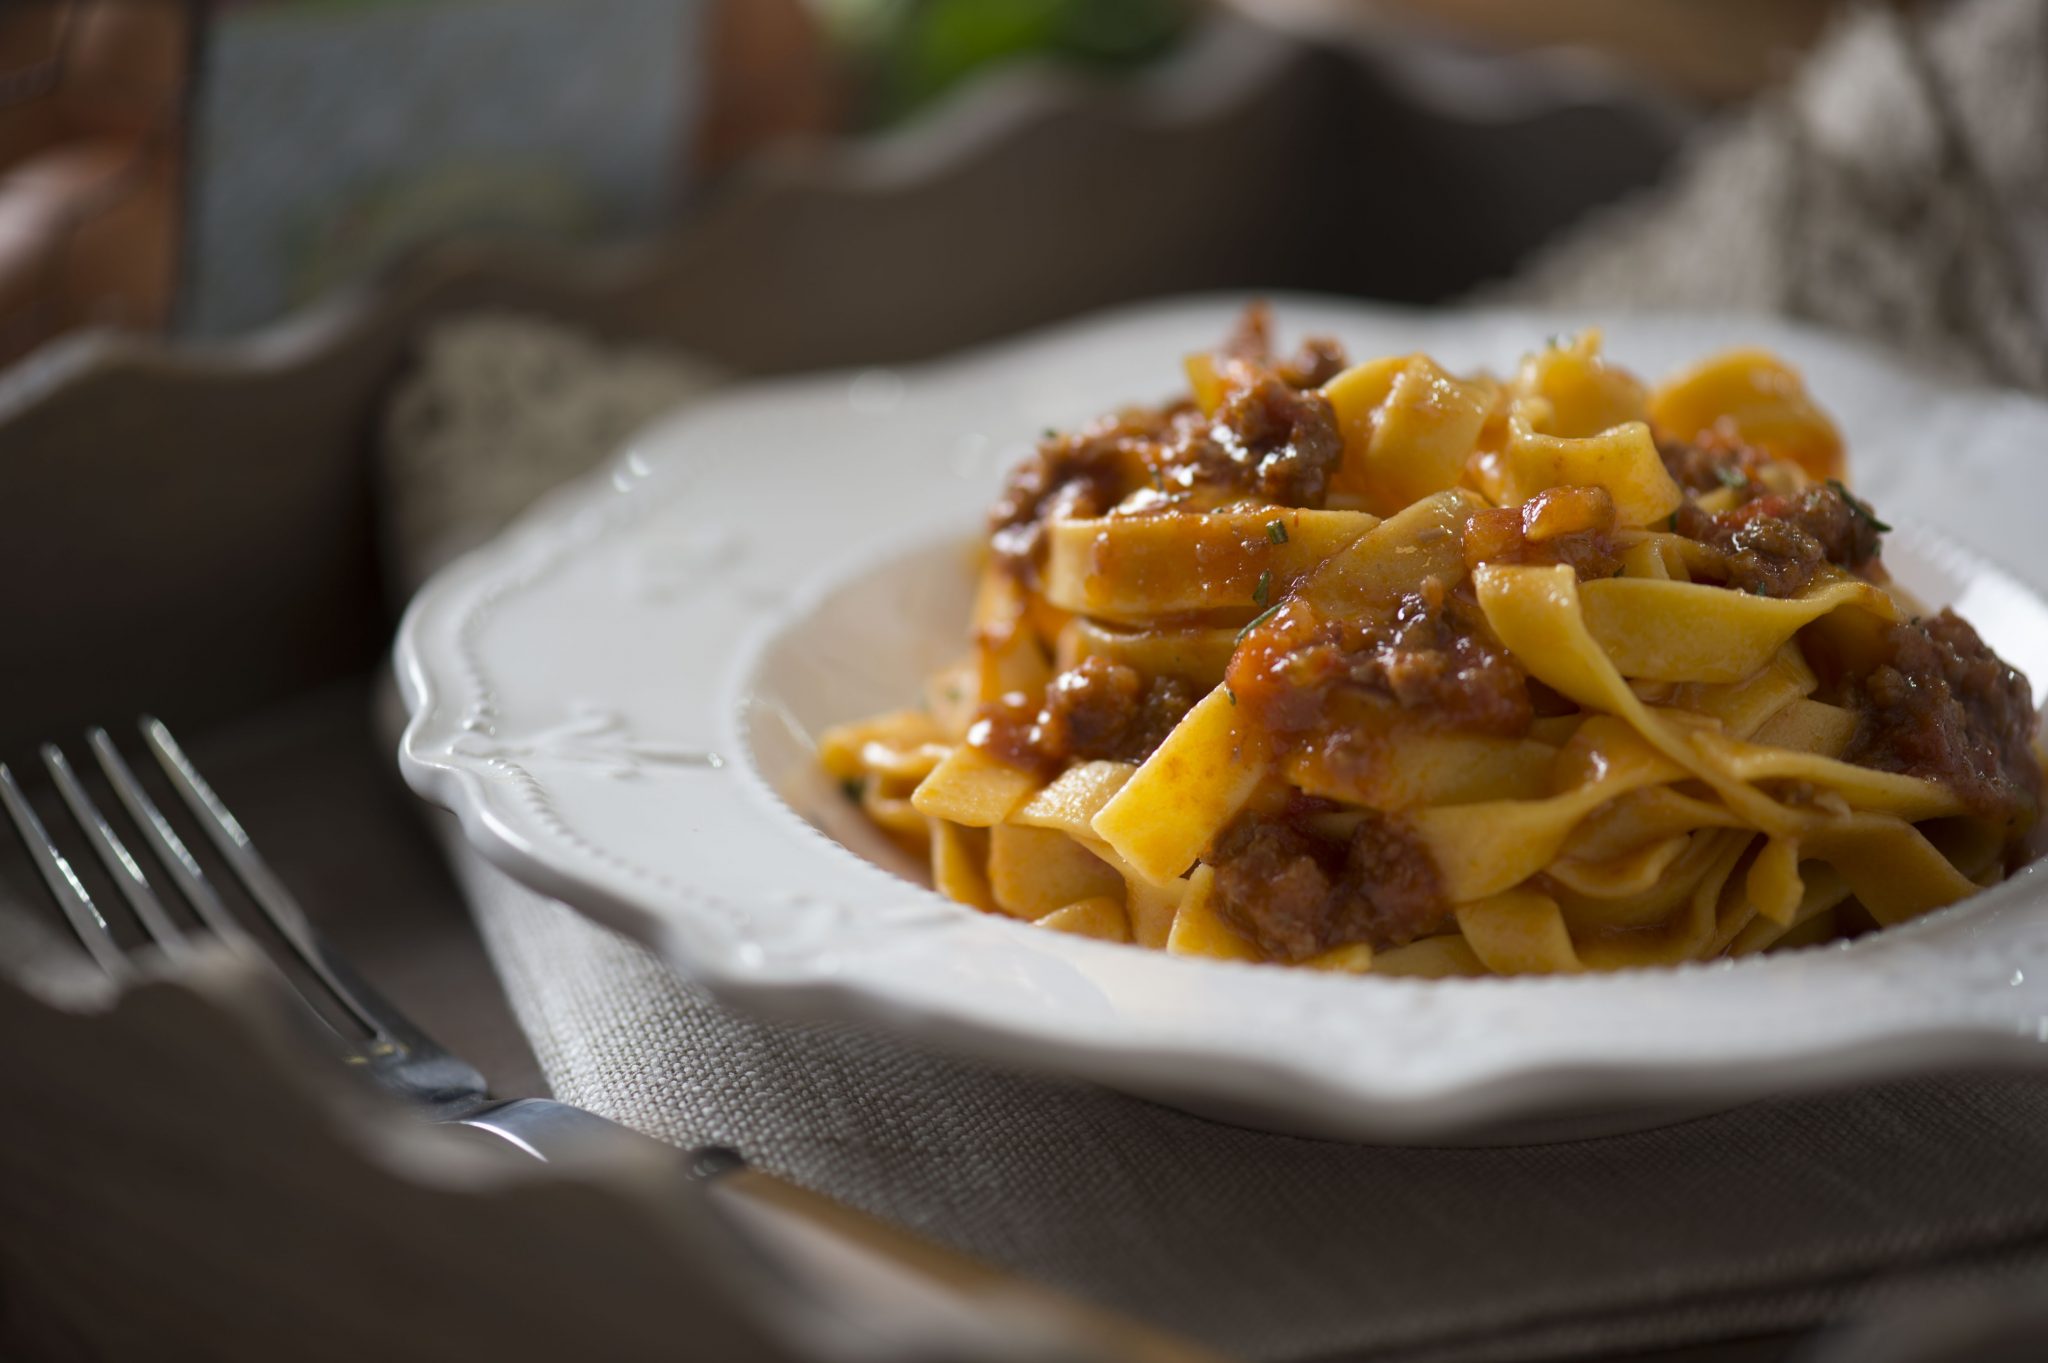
[1266,519,1289,545]
[1666,511,1679,531]
[1827,479,1892,532]
[1226,687,1238,706]
[1042,427,1057,440]
[945,684,963,702]
[1749,584,1767,596]
[1150,466,1166,492]
[1236,603,1283,643]
[840,778,864,802]
[1714,465,1749,490]
[1253,570,1272,608]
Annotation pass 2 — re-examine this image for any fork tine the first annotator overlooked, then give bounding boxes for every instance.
[0,762,130,978]
[42,744,192,960]
[138,717,394,1042]
[89,728,250,947]
[93,727,356,1047]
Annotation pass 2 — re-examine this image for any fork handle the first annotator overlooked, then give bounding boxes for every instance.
[450,1101,1227,1360]
[454,1097,742,1176]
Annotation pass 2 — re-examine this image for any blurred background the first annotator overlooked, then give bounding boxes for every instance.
[0,0,1860,366]
[11,8,2048,1362]
[8,0,2039,758]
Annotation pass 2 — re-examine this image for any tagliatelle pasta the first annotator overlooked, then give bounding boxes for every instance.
[821,307,2046,975]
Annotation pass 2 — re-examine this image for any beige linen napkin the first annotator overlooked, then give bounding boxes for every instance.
[451,852,2048,1363]
[382,4,2048,1359]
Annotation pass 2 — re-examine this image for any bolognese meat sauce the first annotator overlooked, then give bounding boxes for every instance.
[970,656,1196,780]
[1672,483,1885,598]
[989,406,1177,578]
[991,315,2037,960]
[1221,299,1350,391]
[1199,373,1346,509]
[1208,807,1447,959]
[1844,609,2042,828]
[989,320,1350,582]
[826,309,2048,975]
[1227,581,1534,742]
[1657,437,1766,498]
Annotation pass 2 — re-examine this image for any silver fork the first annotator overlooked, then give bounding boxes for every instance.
[0,717,682,1157]
[2,717,1232,1361]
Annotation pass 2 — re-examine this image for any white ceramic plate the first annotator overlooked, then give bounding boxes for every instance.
[398,295,2048,1143]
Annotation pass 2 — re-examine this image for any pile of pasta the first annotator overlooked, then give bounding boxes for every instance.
[821,321,2044,976]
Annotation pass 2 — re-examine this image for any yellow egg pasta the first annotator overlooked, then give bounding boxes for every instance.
[825,306,2045,974]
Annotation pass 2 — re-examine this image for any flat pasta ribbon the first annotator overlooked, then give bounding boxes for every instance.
[835,323,2038,978]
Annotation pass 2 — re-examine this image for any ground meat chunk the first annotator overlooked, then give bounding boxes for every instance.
[1143,377,1343,513]
[1276,336,1348,390]
[1844,609,2042,827]
[1228,578,1533,739]
[1673,483,1885,597]
[1209,810,1448,959]
[991,313,1347,574]
[1041,657,1193,764]
[1656,437,1765,497]
[1221,300,1349,390]
[969,657,1196,778]
[989,408,1174,578]
[1462,485,1623,579]
[1204,373,1346,508]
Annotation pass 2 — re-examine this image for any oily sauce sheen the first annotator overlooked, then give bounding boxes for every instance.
[987,310,1345,584]
[971,657,1197,781]
[945,309,2044,965]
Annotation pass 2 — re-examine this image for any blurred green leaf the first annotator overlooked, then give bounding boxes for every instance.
[825,0,1194,128]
